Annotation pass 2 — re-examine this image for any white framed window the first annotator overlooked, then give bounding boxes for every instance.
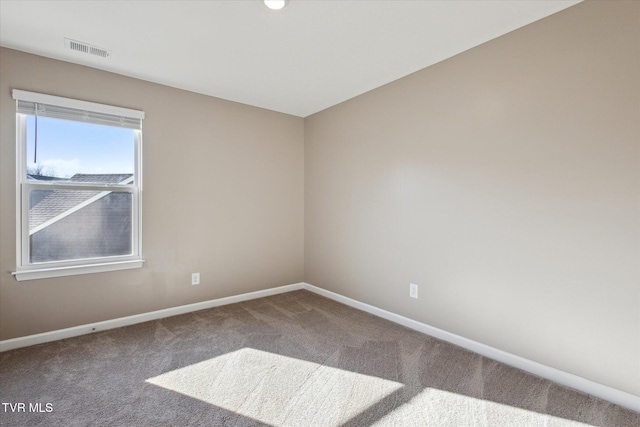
[11,90,145,281]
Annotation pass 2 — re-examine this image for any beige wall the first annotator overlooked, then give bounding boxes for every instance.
[1,0,638,399]
[305,0,639,396]
[0,48,304,340]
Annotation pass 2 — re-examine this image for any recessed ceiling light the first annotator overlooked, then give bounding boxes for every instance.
[264,0,288,11]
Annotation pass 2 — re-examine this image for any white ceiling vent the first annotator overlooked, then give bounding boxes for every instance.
[64,38,110,58]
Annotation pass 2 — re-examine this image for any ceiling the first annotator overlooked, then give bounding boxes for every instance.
[0,0,581,117]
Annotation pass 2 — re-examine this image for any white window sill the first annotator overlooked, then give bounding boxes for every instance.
[12,259,144,281]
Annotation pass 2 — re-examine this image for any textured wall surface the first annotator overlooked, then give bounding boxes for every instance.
[304,1,639,396]
[0,47,305,340]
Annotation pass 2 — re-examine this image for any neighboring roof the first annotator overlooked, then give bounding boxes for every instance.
[29,174,133,233]
[65,174,133,184]
[27,174,67,182]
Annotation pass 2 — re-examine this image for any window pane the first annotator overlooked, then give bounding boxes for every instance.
[28,188,133,263]
[25,116,135,184]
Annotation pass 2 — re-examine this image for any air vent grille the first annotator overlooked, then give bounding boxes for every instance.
[64,38,110,58]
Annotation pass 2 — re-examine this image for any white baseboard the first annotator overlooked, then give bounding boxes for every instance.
[0,282,304,353]
[302,283,640,414]
[1,281,638,413]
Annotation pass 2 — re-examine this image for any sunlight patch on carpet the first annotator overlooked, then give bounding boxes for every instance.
[373,387,594,426]
[146,348,403,426]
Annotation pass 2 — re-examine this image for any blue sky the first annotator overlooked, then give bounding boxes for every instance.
[26,116,135,178]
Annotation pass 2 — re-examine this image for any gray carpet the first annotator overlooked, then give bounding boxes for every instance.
[0,290,638,426]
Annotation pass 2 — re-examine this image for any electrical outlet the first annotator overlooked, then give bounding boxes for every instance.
[409,283,418,299]
[192,272,200,285]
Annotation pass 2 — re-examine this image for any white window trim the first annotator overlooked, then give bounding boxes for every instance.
[12,260,145,282]
[12,90,145,281]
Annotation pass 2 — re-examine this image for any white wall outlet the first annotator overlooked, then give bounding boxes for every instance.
[409,283,418,299]
[192,272,200,285]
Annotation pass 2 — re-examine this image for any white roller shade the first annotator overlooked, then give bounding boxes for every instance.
[12,89,144,130]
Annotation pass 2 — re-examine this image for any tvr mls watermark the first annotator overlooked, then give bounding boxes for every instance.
[2,402,53,413]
